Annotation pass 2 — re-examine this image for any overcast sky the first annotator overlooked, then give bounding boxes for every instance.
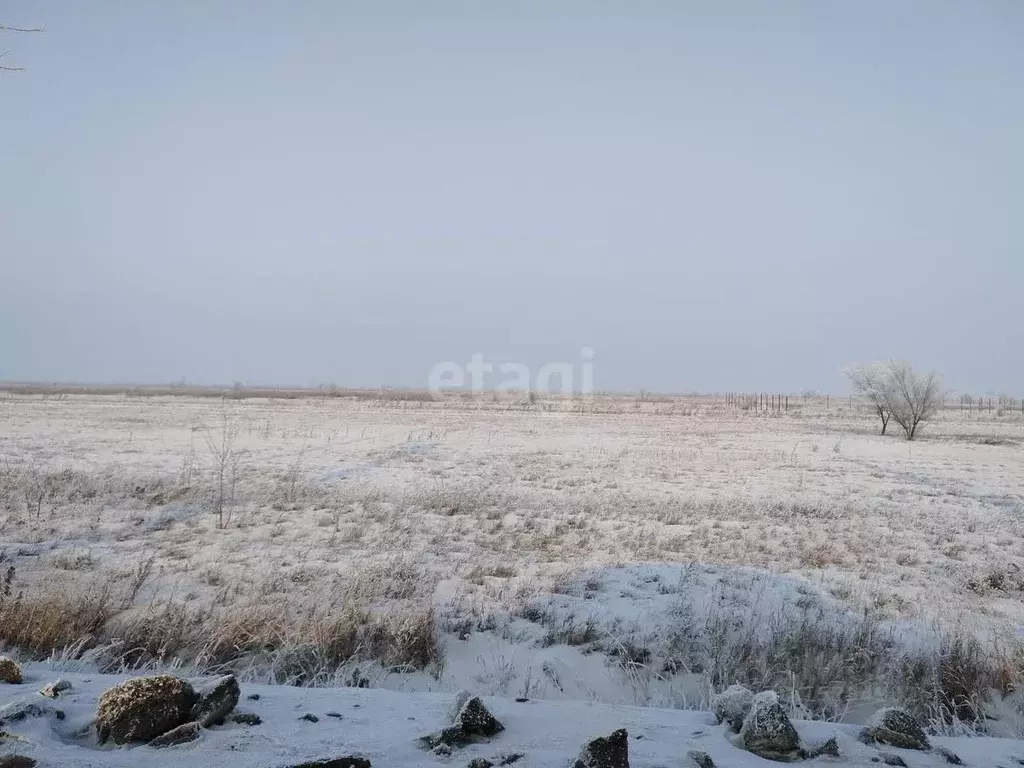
[1,1,1020,393]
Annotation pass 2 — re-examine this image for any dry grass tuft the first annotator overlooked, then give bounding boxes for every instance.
[0,568,116,657]
[0,560,442,685]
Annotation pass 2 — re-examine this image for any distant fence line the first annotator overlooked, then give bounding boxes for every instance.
[721,392,1023,416]
[1,383,1021,416]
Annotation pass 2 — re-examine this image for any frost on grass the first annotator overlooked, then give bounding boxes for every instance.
[1,393,1024,734]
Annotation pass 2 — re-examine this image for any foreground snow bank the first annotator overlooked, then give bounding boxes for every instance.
[1,664,1023,767]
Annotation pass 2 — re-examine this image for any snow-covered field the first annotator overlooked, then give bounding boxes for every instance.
[1,391,1023,743]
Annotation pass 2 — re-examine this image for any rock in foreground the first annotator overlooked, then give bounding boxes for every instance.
[711,684,754,732]
[420,694,504,749]
[96,674,199,745]
[39,679,72,698]
[190,674,240,727]
[0,657,22,685]
[739,691,801,761]
[573,728,629,768]
[148,721,202,748]
[858,707,930,751]
[686,750,716,768]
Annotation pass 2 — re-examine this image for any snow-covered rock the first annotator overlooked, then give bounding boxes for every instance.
[572,728,628,768]
[38,679,72,698]
[190,674,240,727]
[147,721,202,748]
[803,735,840,758]
[933,745,963,764]
[859,706,930,750]
[738,690,801,761]
[710,684,754,732]
[686,750,715,768]
[420,693,505,749]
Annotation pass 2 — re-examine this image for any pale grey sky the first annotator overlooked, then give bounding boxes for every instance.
[1,1,1020,393]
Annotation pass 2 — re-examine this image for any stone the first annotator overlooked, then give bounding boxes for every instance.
[0,757,36,768]
[467,760,494,768]
[231,712,262,726]
[39,679,72,698]
[739,691,801,762]
[300,713,320,723]
[289,760,371,768]
[95,674,198,745]
[802,735,840,758]
[148,720,202,748]
[710,684,754,732]
[421,694,505,749]
[859,707,930,751]
[190,674,240,727]
[0,657,22,685]
[0,700,54,723]
[686,750,716,768]
[878,754,908,767]
[454,695,504,739]
[433,743,453,756]
[573,728,629,768]
[934,746,963,765]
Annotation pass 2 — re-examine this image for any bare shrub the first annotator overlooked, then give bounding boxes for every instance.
[886,360,944,441]
[203,412,243,528]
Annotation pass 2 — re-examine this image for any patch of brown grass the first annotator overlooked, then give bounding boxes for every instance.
[0,569,116,657]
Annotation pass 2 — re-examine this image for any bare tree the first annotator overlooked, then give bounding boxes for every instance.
[204,411,242,529]
[844,362,895,435]
[886,360,944,441]
[1,23,43,72]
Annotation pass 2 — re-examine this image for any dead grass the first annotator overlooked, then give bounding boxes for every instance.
[2,391,1024,723]
[0,557,443,684]
[0,567,116,657]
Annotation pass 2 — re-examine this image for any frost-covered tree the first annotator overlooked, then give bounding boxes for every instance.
[844,362,895,435]
[846,360,943,440]
[886,360,943,441]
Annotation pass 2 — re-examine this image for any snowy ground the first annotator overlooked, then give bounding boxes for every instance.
[1,391,1023,737]
[2,392,1022,627]
[3,664,1024,767]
